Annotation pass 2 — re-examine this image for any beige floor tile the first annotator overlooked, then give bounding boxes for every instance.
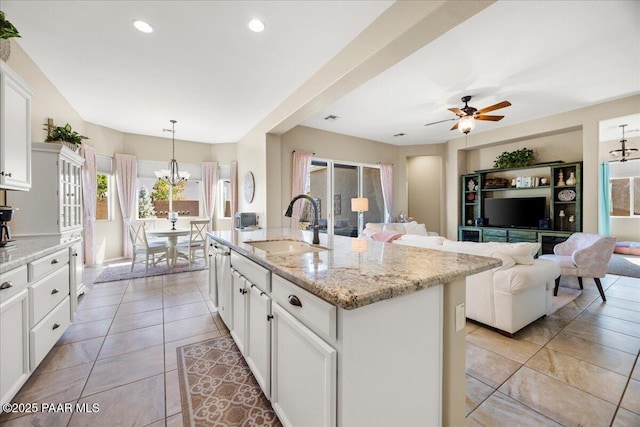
[69,374,165,427]
[0,407,73,426]
[604,287,640,303]
[163,283,200,296]
[125,279,163,293]
[570,290,600,310]
[115,295,163,316]
[72,304,118,324]
[164,313,216,342]
[128,274,164,287]
[586,303,640,324]
[83,345,165,396]
[166,412,185,427]
[98,324,164,359]
[108,308,163,335]
[163,300,210,323]
[89,280,128,293]
[164,331,221,371]
[525,348,628,404]
[465,375,494,415]
[499,367,616,426]
[466,327,541,364]
[563,318,640,355]
[56,319,112,346]
[515,320,562,346]
[38,337,103,373]
[165,369,182,417]
[597,295,640,313]
[120,287,164,303]
[465,322,481,335]
[546,332,636,376]
[83,285,127,299]
[144,420,166,427]
[612,408,640,427]
[12,363,92,405]
[633,362,640,381]
[576,311,640,338]
[163,291,205,308]
[620,378,640,414]
[465,342,522,389]
[76,293,122,310]
[204,298,217,313]
[466,391,562,427]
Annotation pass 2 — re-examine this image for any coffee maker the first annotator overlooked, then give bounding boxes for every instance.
[0,206,16,247]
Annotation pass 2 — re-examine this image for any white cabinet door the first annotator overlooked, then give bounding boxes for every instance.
[230,270,247,355]
[246,284,271,399]
[215,249,232,329]
[69,241,84,320]
[208,247,217,305]
[0,62,33,191]
[0,288,30,405]
[271,302,336,427]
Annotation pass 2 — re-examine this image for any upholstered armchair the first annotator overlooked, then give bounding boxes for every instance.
[539,233,616,301]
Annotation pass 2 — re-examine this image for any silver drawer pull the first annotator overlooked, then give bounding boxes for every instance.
[51,288,60,295]
[51,259,59,264]
[0,281,13,290]
[52,322,61,330]
[288,295,302,307]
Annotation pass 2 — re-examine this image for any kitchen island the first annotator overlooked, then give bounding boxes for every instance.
[208,228,501,427]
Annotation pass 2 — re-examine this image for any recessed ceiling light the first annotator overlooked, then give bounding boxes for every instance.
[248,19,265,33]
[133,20,153,33]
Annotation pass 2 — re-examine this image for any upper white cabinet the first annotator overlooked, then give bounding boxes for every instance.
[0,61,35,191]
[9,142,84,240]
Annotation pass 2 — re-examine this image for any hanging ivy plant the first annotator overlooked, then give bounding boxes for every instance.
[493,148,536,169]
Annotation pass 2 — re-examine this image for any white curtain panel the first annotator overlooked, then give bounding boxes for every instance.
[81,145,97,266]
[290,151,313,226]
[202,161,219,231]
[115,153,137,258]
[380,163,393,222]
[230,161,238,219]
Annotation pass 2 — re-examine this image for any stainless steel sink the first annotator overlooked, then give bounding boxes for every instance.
[245,240,328,255]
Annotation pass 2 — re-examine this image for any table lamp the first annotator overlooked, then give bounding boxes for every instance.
[351,197,369,236]
[168,211,178,230]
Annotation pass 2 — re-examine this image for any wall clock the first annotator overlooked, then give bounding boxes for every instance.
[244,171,255,203]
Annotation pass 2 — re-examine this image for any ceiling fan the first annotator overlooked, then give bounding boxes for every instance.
[425,95,512,134]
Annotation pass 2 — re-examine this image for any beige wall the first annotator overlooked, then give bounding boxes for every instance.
[407,156,442,235]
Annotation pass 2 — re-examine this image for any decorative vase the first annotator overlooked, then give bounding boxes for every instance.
[0,39,10,63]
[566,171,576,186]
[557,170,565,187]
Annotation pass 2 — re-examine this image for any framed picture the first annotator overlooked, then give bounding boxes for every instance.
[334,194,342,215]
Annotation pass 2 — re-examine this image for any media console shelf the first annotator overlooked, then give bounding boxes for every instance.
[459,161,582,253]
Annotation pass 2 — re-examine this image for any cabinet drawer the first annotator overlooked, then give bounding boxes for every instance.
[30,265,70,327]
[28,249,69,282]
[509,230,537,241]
[30,297,71,368]
[231,251,271,292]
[0,265,28,304]
[482,235,507,243]
[482,229,507,238]
[272,274,336,343]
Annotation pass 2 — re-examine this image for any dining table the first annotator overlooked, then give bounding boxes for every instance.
[147,228,190,267]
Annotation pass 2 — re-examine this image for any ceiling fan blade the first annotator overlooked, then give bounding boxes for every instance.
[475,115,504,122]
[424,117,457,127]
[448,107,465,116]
[450,121,459,131]
[476,101,511,115]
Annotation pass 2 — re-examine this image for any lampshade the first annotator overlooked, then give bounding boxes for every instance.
[351,198,369,212]
[458,115,476,134]
[351,238,368,253]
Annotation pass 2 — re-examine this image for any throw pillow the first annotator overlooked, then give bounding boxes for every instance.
[485,242,539,265]
[383,223,406,233]
[403,221,428,236]
[490,251,517,271]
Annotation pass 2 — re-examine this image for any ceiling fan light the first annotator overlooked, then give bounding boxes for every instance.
[459,116,475,134]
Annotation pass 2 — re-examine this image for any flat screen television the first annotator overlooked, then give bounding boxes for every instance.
[483,197,546,229]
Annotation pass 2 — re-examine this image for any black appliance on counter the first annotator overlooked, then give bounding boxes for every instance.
[0,206,16,247]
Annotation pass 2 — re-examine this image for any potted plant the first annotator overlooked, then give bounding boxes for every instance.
[0,10,21,62]
[493,147,536,169]
[44,122,89,152]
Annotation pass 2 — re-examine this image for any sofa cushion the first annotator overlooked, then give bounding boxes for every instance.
[493,259,561,294]
[383,223,406,233]
[403,221,428,236]
[398,234,445,247]
[484,242,540,265]
[490,252,517,271]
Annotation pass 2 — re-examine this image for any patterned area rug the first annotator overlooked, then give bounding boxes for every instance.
[93,259,206,283]
[176,336,281,427]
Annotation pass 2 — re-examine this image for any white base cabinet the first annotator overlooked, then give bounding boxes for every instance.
[0,288,29,406]
[230,270,247,355]
[246,284,271,399]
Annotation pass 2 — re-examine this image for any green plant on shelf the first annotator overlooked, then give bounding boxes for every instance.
[44,122,89,146]
[0,11,21,39]
[493,147,536,169]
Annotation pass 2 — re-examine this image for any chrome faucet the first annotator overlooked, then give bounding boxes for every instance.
[284,194,320,244]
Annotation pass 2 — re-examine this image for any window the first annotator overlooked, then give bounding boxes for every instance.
[96,155,112,221]
[610,176,640,217]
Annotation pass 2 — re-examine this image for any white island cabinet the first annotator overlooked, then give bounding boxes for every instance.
[0,61,34,191]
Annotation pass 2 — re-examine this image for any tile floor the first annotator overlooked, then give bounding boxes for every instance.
[0,265,638,426]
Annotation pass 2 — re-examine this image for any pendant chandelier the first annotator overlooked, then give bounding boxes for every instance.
[155,119,190,186]
[609,124,638,163]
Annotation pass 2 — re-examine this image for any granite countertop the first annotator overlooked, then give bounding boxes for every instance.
[0,236,80,274]
[208,228,501,310]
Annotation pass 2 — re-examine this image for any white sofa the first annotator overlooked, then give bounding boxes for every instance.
[368,231,561,336]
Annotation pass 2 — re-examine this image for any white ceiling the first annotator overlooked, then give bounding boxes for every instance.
[4,1,640,146]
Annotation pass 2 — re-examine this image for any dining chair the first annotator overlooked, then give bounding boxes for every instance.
[539,232,616,302]
[179,219,209,266]
[128,221,170,274]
